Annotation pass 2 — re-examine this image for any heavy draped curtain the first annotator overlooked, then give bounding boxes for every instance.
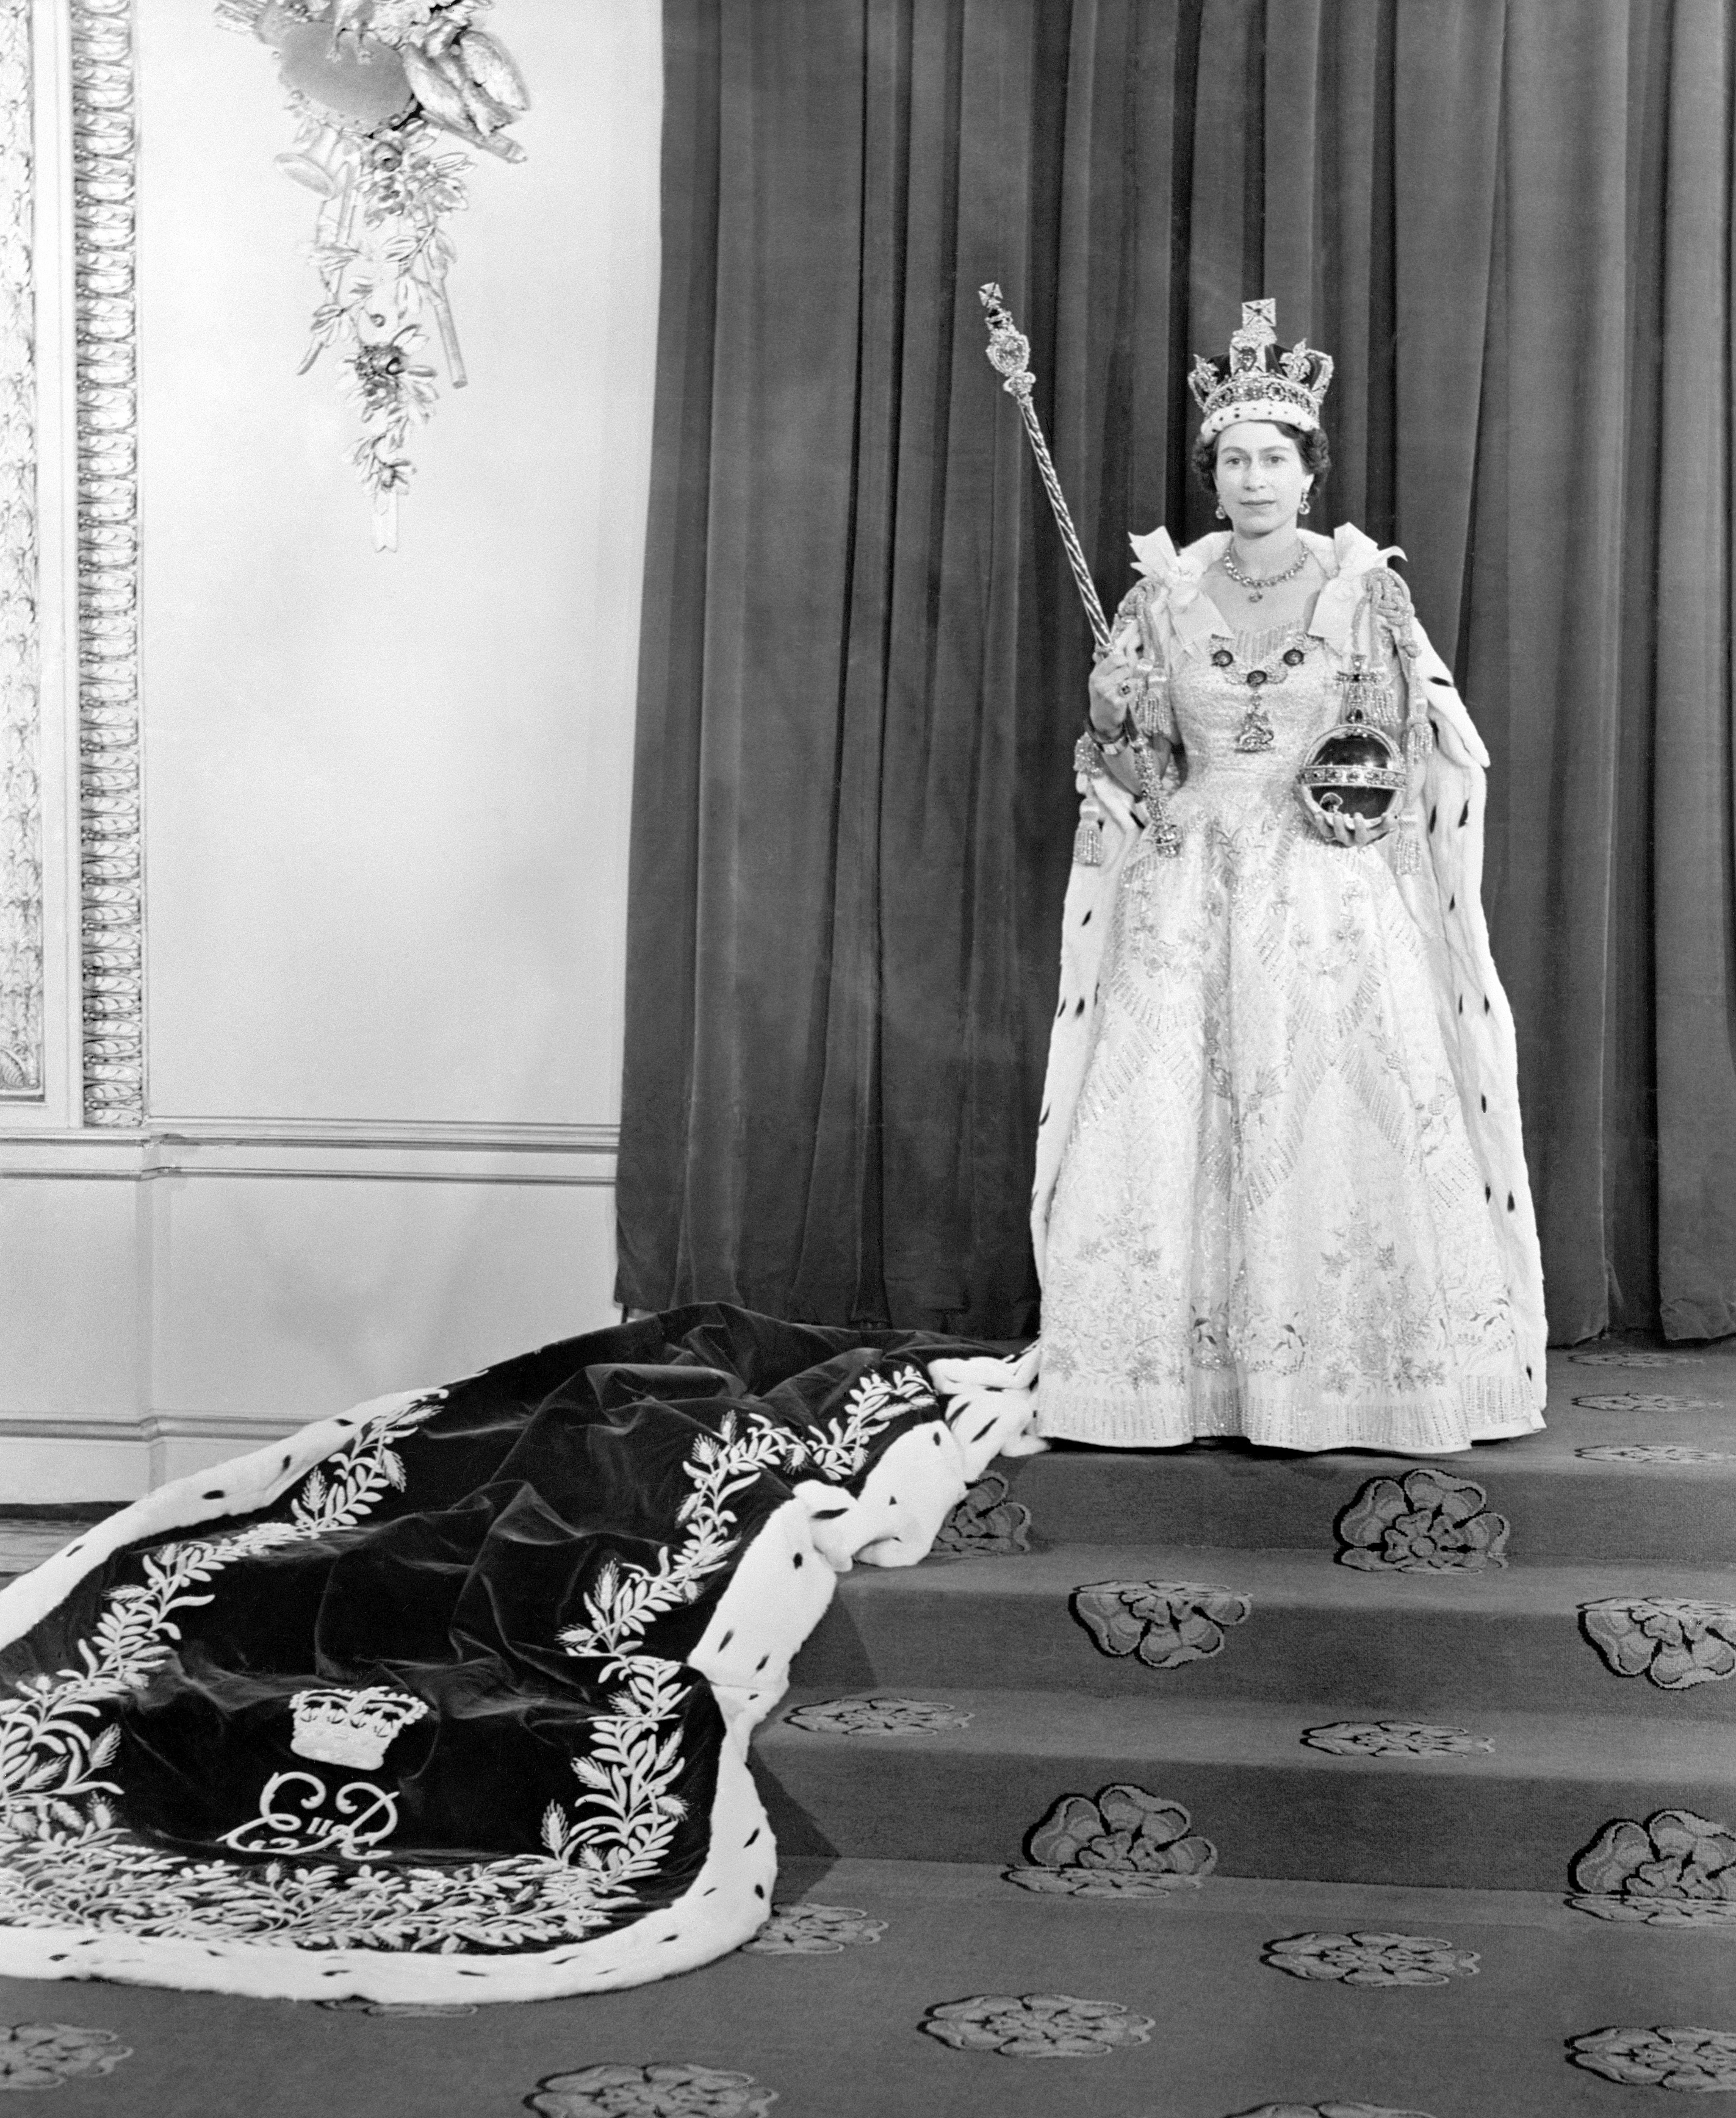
[617,0,1736,1345]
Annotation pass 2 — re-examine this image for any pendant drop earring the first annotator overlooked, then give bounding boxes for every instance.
[1299,491,1312,516]
[1215,501,1228,520]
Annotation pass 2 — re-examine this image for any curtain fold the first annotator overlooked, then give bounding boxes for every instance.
[619,0,1736,1343]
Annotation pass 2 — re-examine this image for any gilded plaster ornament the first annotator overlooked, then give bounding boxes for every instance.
[216,0,530,549]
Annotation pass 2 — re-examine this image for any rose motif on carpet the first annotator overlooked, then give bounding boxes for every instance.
[1335,1470,1509,1571]
[932,1472,1032,1556]
[1231,2104,1439,2118]
[527,2063,778,2116]
[317,1998,476,2015]
[1568,2026,1736,2091]
[0,2024,130,2091]
[1071,1580,1251,1666]
[1569,1810,1736,1924]
[1580,1599,1736,1689]
[739,1902,886,1953]
[1573,1394,1717,1411]
[1262,1933,1479,1986]
[1004,1783,1217,1895]
[1301,1722,1493,1758]
[920,1993,1155,2057]
[1577,1445,1735,1464]
[781,1697,971,1735]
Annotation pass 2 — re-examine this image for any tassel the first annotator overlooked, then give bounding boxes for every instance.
[1393,821,1421,875]
[1073,792,1105,867]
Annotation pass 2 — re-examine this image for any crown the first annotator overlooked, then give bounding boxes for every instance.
[289,1686,429,1771]
[1188,299,1334,438]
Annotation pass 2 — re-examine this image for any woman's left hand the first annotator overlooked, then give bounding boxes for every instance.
[1317,809,1388,851]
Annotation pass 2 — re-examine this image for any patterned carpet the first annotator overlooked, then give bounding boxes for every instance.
[3,1339,1733,2113]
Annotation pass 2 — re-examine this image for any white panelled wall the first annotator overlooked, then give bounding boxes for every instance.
[0,1,662,1498]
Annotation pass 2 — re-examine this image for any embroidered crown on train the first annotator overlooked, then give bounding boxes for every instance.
[1189,298,1334,438]
[289,1686,429,1770]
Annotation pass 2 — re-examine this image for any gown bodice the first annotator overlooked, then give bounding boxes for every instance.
[1167,615,1343,808]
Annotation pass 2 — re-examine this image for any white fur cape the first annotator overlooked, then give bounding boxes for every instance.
[1030,524,1547,1413]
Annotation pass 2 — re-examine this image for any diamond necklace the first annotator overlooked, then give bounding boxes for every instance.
[1219,542,1310,602]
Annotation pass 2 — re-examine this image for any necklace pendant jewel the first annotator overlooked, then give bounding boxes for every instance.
[1235,711,1276,754]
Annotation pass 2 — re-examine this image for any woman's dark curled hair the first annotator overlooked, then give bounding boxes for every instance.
[1192,421,1332,494]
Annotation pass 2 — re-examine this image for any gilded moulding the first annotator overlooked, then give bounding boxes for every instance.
[71,0,144,1127]
[0,0,43,1099]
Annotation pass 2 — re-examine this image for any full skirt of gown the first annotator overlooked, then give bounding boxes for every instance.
[1036,626,1541,1455]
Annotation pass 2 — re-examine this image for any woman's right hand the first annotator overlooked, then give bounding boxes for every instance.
[1088,637,1143,735]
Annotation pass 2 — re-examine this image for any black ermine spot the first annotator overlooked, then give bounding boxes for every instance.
[970,1419,992,1440]
[719,1630,734,1649]
[1082,910,1092,924]
[1459,801,1470,826]
[1484,1185,1492,1201]
[812,1506,847,1519]
[202,1490,224,1500]
[1457,996,1463,1015]
[1055,1001,1065,1019]
[1429,675,1451,686]
[1480,1095,1487,1112]
[792,1551,804,1568]
[1039,1106,1050,1125]
[1429,806,1437,831]
[1506,1193,1515,1211]
[1448,895,1456,911]
[1074,998,1085,1016]
[931,1430,942,1445]
[755,1655,770,1672]
[754,1885,767,1899]
[280,1455,291,1471]
[1484,996,1491,1014]
[745,1828,761,1846]
[335,1419,353,1428]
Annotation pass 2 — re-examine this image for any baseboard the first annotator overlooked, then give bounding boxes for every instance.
[0,1116,620,1186]
[0,1410,323,1503]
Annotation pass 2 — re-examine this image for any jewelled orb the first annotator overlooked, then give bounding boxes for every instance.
[1296,722,1406,836]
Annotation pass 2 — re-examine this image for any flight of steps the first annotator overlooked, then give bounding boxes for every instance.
[757,1348,1736,1897]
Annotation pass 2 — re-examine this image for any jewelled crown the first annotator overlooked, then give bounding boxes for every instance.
[289,1686,429,1771]
[1189,299,1334,439]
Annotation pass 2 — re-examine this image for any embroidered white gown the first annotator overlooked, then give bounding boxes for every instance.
[1036,546,1545,1456]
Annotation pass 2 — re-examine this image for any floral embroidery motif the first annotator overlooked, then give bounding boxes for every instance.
[527,2063,778,2116]
[1071,1580,1250,1667]
[1568,2027,1736,2091]
[217,1771,402,1859]
[1580,1599,1736,1690]
[1573,1394,1716,1412]
[1301,1722,1493,1758]
[739,1902,886,1954]
[781,1697,970,1736]
[1569,1810,1736,1924]
[0,2024,130,2091]
[1262,1933,1479,1987]
[1005,1785,1217,1896]
[920,1993,1155,2058]
[800,1366,937,1482]
[933,1473,1032,1556]
[1336,1469,1509,1572]
[1577,1445,1734,1464]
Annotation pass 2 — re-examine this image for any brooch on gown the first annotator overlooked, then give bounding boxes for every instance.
[1208,636,1310,753]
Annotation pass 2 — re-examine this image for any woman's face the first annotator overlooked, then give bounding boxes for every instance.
[1213,422,1310,537]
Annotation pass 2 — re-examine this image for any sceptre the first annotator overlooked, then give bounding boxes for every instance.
[978,283,1180,862]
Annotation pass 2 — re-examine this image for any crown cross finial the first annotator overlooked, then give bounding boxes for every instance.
[1189,297,1334,439]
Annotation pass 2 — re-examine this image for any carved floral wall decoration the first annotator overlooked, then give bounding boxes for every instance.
[216,0,530,549]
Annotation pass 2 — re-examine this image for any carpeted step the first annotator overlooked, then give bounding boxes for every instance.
[792,1541,1736,1719]
[753,1687,1736,1892]
[1000,1400,1736,1560]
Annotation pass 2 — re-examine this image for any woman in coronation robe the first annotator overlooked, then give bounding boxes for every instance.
[1031,300,1547,1456]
